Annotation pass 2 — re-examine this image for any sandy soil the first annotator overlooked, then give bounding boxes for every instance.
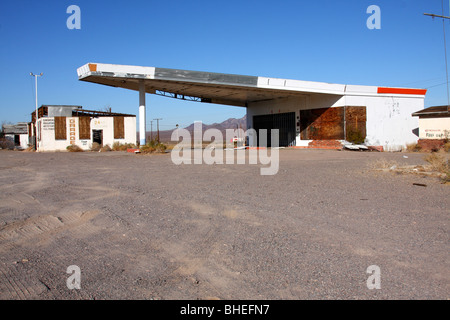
[0,149,448,299]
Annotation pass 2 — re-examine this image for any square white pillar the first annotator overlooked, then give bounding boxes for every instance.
[139,81,146,146]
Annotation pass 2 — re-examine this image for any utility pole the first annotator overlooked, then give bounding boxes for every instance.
[150,120,153,141]
[153,118,162,143]
[424,1,450,112]
[30,72,43,151]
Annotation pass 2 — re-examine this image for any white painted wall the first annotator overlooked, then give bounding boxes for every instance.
[418,117,450,139]
[37,116,136,152]
[246,93,425,151]
[4,134,29,149]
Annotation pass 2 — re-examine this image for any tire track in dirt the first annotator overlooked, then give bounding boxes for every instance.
[0,210,101,251]
[0,209,103,299]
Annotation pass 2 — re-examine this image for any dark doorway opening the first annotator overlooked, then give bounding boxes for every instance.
[14,135,20,146]
[92,129,103,146]
[253,112,296,147]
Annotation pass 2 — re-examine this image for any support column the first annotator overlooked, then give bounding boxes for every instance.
[139,80,146,146]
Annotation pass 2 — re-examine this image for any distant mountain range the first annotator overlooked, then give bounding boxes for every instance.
[147,115,247,142]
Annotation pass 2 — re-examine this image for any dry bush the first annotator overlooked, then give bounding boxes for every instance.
[140,140,167,154]
[0,138,14,150]
[66,144,83,152]
[405,143,421,152]
[100,144,111,152]
[424,152,449,173]
[444,142,450,153]
[140,144,155,154]
[370,158,399,170]
[112,142,137,151]
[346,129,365,144]
[90,142,101,151]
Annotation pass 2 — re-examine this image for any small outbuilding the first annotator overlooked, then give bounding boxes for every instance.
[412,105,450,151]
[2,122,30,149]
[31,105,136,152]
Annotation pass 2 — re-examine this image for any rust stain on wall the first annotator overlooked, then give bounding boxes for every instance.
[300,106,367,141]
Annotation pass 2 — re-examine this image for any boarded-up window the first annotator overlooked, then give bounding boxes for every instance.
[300,107,345,140]
[300,106,366,141]
[54,117,67,140]
[78,117,91,140]
[114,116,125,139]
[345,106,366,143]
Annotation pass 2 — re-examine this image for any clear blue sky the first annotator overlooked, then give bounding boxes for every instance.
[1,0,449,129]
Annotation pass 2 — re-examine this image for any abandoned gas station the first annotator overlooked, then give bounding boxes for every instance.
[77,63,427,151]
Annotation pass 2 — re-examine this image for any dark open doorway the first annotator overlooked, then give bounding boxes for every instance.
[253,112,296,147]
[92,129,103,146]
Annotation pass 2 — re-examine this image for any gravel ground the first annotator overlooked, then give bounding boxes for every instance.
[0,148,448,300]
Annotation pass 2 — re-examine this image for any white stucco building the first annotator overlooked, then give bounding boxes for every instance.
[412,105,450,140]
[77,63,427,151]
[32,105,136,152]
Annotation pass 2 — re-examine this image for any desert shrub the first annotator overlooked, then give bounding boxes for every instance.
[370,158,399,170]
[155,143,167,153]
[444,142,450,153]
[140,139,167,154]
[406,143,422,152]
[112,142,137,151]
[66,144,83,152]
[0,138,14,150]
[424,152,449,173]
[90,142,101,151]
[346,129,365,144]
[140,144,156,154]
[442,170,450,183]
[100,144,111,152]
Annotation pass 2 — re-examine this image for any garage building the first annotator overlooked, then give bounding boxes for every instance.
[32,105,136,152]
[77,63,427,151]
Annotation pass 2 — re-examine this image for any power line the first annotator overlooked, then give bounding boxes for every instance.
[426,81,449,89]
[442,0,450,111]
[153,118,162,142]
[424,1,450,111]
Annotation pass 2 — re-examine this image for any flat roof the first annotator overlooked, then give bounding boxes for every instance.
[77,63,427,107]
[412,105,450,117]
[3,123,28,134]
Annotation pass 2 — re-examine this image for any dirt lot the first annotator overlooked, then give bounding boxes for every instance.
[0,149,448,300]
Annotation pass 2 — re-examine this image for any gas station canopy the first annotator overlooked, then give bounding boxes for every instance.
[76,63,360,107]
[77,62,427,146]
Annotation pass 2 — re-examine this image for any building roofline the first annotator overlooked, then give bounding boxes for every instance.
[77,63,427,108]
[412,105,450,117]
